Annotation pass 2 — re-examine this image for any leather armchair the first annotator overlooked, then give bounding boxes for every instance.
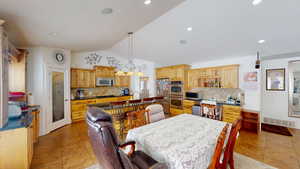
[86,107,167,169]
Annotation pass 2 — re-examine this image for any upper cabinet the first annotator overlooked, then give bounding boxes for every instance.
[156,64,190,81]
[115,75,131,87]
[187,64,239,89]
[71,68,95,88]
[71,66,131,88]
[94,66,115,78]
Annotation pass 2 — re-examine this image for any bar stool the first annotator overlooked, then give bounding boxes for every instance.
[128,99,142,111]
[111,101,127,140]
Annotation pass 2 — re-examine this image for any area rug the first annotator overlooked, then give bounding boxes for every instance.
[261,123,293,136]
[86,153,278,169]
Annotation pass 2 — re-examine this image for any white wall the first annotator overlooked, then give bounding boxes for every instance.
[71,50,156,97]
[261,56,300,129]
[191,55,261,111]
[27,47,71,136]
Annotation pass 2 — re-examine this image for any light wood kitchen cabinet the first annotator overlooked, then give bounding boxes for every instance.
[71,99,97,122]
[170,108,184,116]
[220,65,239,88]
[115,75,131,87]
[0,111,39,169]
[183,100,196,114]
[187,64,239,89]
[222,105,241,123]
[71,68,95,88]
[94,66,115,78]
[156,64,190,81]
[71,96,133,122]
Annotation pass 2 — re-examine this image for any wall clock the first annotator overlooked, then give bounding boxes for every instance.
[55,52,65,64]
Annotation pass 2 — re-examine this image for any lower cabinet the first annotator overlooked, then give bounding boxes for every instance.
[71,96,133,122]
[222,105,241,123]
[183,100,196,114]
[0,126,34,169]
[170,108,184,116]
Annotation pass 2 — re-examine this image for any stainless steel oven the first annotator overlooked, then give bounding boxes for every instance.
[170,81,184,109]
[170,81,183,94]
[170,96,183,109]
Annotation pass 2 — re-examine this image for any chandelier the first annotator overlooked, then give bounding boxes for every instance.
[116,32,143,76]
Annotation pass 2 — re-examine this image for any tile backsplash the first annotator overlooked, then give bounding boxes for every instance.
[71,87,124,97]
[189,88,245,105]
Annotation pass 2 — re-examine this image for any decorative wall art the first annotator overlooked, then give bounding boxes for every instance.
[243,72,258,91]
[106,56,122,69]
[266,68,285,91]
[84,53,102,65]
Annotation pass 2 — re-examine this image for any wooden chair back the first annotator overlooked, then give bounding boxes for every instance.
[220,117,242,169]
[128,99,142,111]
[127,109,148,129]
[209,124,229,169]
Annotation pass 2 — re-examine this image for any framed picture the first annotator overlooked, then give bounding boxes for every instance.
[266,68,285,91]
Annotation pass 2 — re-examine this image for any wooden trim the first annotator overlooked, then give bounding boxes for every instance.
[71,67,94,71]
[155,64,190,70]
[188,64,240,72]
[93,65,116,70]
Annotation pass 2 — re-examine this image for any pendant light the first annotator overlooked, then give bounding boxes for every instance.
[255,51,260,69]
[124,32,136,75]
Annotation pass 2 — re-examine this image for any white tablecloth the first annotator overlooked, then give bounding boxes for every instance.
[126,114,228,169]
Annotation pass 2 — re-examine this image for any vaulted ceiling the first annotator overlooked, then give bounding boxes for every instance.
[111,0,300,65]
[0,0,184,51]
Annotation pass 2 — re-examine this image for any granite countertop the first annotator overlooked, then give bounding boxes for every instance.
[0,106,40,132]
[184,98,241,106]
[71,95,133,101]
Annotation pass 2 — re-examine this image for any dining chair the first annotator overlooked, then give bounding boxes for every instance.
[86,107,167,169]
[145,104,165,124]
[208,123,229,169]
[219,117,242,169]
[127,109,148,129]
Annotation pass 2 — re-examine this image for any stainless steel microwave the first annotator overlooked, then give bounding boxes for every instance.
[185,92,202,100]
[96,78,114,87]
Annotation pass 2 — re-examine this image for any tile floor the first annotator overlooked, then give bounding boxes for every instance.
[31,122,300,169]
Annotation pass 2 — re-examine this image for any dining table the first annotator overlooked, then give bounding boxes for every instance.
[126,114,229,169]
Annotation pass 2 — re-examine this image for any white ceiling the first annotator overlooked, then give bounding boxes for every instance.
[110,0,300,65]
[0,0,184,51]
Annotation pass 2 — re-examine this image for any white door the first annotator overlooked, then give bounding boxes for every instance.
[47,67,70,131]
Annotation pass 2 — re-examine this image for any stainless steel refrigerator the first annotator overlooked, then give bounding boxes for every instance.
[156,78,170,113]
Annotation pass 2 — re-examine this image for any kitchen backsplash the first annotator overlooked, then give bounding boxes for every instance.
[189,88,245,105]
[71,87,124,97]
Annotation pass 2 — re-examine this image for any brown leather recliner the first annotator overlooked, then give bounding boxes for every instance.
[86,107,168,169]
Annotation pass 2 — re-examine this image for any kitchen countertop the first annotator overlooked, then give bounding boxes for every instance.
[71,95,133,101]
[0,106,40,132]
[184,98,241,106]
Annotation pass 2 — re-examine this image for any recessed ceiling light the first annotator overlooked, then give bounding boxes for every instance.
[49,32,58,37]
[179,40,187,45]
[102,8,113,15]
[258,39,265,44]
[144,0,152,5]
[187,27,193,31]
[252,0,262,6]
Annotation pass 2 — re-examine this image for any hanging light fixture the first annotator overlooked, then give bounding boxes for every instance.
[255,51,260,69]
[124,32,136,75]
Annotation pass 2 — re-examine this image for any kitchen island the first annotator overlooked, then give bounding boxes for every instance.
[86,96,167,139]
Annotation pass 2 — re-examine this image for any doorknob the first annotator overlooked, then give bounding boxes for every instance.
[64,99,69,101]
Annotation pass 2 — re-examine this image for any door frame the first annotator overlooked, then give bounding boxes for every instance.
[46,66,71,132]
